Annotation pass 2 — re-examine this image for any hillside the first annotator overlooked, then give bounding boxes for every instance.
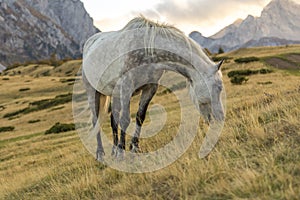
[0,0,98,66]
[190,0,300,52]
[0,45,299,199]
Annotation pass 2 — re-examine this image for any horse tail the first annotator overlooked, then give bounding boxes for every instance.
[100,95,111,115]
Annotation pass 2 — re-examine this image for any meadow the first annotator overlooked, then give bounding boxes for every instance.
[0,45,299,199]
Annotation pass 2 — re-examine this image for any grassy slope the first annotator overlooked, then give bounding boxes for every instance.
[0,46,299,199]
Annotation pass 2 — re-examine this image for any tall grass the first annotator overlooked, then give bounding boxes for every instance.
[0,46,299,199]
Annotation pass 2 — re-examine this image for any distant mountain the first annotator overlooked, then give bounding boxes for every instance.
[0,0,99,66]
[189,0,300,53]
[0,62,5,72]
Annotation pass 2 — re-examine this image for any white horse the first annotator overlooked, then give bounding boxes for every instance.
[82,16,224,161]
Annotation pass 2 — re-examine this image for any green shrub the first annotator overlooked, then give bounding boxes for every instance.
[0,126,15,133]
[45,123,75,134]
[234,57,260,63]
[259,68,273,74]
[60,78,76,83]
[65,70,73,75]
[3,93,72,118]
[228,68,272,85]
[50,106,65,111]
[228,69,257,78]
[28,119,41,124]
[41,70,50,76]
[257,81,273,85]
[218,47,225,54]
[19,88,30,92]
[29,93,72,110]
[228,68,273,78]
[230,76,249,85]
[212,56,231,62]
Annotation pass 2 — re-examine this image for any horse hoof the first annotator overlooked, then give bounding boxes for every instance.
[116,148,125,161]
[111,145,118,157]
[130,144,140,153]
[96,150,105,162]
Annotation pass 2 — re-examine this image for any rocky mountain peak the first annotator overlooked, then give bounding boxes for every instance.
[24,0,99,48]
[0,0,99,66]
[190,0,300,53]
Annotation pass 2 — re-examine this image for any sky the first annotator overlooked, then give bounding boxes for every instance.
[80,0,300,37]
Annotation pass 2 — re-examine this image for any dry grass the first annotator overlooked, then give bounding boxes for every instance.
[0,46,299,199]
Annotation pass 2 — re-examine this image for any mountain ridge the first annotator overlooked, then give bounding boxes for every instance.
[189,0,300,53]
[0,0,99,66]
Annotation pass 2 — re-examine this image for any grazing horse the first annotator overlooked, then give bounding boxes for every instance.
[82,16,225,161]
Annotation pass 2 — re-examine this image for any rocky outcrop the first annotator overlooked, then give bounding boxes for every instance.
[0,0,99,66]
[0,62,5,72]
[190,0,300,53]
[23,0,98,48]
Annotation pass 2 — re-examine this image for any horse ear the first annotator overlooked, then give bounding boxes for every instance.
[217,59,224,71]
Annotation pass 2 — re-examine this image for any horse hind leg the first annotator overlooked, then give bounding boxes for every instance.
[130,84,158,153]
[94,92,106,161]
[85,84,105,161]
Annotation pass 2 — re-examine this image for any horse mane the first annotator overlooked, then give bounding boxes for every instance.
[121,15,189,49]
[122,15,183,35]
[121,15,213,68]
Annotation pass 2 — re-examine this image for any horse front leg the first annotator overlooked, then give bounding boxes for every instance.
[117,98,131,159]
[113,79,135,159]
[110,97,120,157]
[130,84,158,153]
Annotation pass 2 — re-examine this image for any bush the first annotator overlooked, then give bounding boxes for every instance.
[45,123,75,134]
[28,119,41,124]
[259,68,273,74]
[41,70,50,76]
[3,93,72,118]
[230,76,249,85]
[228,69,256,78]
[19,88,30,92]
[228,68,273,78]
[0,126,15,133]
[60,78,76,83]
[218,47,225,54]
[228,68,272,85]
[257,81,273,85]
[212,56,231,62]
[234,57,260,63]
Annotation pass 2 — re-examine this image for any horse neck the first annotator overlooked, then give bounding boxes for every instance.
[157,58,208,86]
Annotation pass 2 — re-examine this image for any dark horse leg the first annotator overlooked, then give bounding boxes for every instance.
[117,95,131,159]
[130,84,158,152]
[110,80,134,159]
[110,97,120,157]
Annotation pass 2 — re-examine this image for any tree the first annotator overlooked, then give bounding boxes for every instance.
[218,47,224,54]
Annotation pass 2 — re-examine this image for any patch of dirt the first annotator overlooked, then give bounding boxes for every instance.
[265,57,299,70]
[286,53,300,63]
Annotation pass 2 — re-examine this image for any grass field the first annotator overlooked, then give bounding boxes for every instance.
[0,45,299,199]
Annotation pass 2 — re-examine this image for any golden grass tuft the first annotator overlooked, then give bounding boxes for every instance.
[0,45,299,199]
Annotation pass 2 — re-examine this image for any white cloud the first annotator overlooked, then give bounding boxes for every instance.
[136,0,271,36]
[82,0,300,36]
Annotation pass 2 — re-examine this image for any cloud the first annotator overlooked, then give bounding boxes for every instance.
[132,0,271,36]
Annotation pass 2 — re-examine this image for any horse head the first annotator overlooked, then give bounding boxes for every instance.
[190,60,225,124]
